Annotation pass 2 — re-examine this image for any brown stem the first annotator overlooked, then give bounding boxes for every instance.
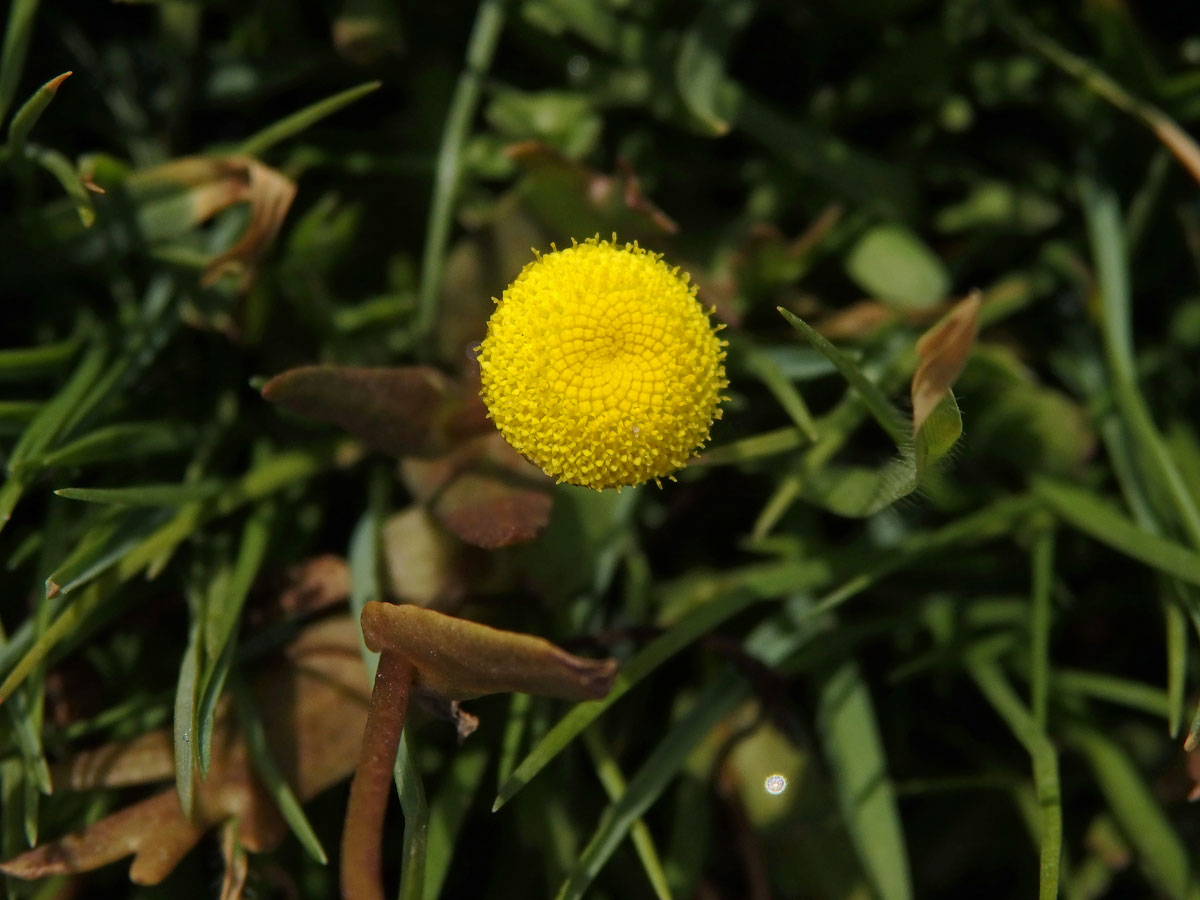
[341,652,414,900]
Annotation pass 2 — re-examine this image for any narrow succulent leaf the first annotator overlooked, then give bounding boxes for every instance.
[359,602,618,702]
[6,70,69,154]
[238,80,381,158]
[776,307,908,446]
[817,660,912,900]
[1034,478,1200,587]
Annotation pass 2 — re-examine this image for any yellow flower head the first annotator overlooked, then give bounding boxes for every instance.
[477,237,727,491]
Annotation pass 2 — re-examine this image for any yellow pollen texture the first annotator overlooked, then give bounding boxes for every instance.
[477,237,727,490]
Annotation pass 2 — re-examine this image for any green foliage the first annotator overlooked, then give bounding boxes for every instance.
[3,0,1200,898]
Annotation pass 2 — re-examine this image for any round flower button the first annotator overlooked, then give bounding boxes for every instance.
[477,237,727,490]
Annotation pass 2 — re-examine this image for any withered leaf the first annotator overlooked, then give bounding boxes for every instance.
[359,601,618,702]
[381,506,471,608]
[122,155,296,291]
[401,431,553,549]
[911,290,982,434]
[262,365,470,458]
[1,617,369,884]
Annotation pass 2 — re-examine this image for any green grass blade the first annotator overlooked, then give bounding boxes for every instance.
[414,0,507,348]
[1034,477,1200,587]
[6,70,68,155]
[776,307,908,446]
[496,691,532,786]
[44,508,169,596]
[817,659,912,900]
[172,619,201,819]
[740,343,819,442]
[5,341,105,474]
[1079,172,1200,549]
[699,427,805,466]
[28,145,94,227]
[238,80,381,158]
[54,482,224,506]
[1064,724,1197,899]
[493,588,763,811]
[1029,526,1056,729]
[395,728,429,900]
[1053,669,1169,718]
[583,727,673,900]
[555,674,746,900]
[553,622,805,900]
[0,0,40,129]
[424,743,488,900]
[41,421,191,468]
[0,337,79,380]
[968,658,1061,900]
[231,675,328,864]
[1165,594,1186,736]
[195,504,272,774]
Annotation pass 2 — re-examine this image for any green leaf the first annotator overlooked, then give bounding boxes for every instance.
[0,0,40,129]
[1034,478,1200,587]
[54,482,223,507]
[845,224,951,311]
[194,503,272,775]
[583,727,673,900]
[237,80,382,158]
[0,335,79,380]
[29,145,95,227]
[968,658,1061,900]
[424,743,488,899]
[817,659,912,900]
[6,69,68,155]
[776,307,909,446]
[553,621,807,900]
[674,0,755,135]
[395,728,429,900]
[41,421,192,468]
[173,619,201,819]
[493,588,762,811]
[231,676,328,864]
[1065,724,1196,899]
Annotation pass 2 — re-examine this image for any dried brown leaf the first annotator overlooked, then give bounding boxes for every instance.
[381,506,471,608]
[401,431,553,549]
[262,365,464,458]
[1,617,369,884]
[911,291,982,433]
[359,601,618,702]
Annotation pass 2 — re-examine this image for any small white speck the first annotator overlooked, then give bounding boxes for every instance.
[764,773,787,795]
[632,425,640,436]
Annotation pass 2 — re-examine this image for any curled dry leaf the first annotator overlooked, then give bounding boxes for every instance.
[911,290,982,434]
[1,617,369,885]
[360,601,618,702]
[124,155,296,291]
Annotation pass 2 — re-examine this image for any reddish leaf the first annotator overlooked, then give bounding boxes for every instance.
[401,431,553,548]
[263,365,471,458]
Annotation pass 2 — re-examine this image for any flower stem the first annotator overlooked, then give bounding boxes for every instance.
[341,652,414,900]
